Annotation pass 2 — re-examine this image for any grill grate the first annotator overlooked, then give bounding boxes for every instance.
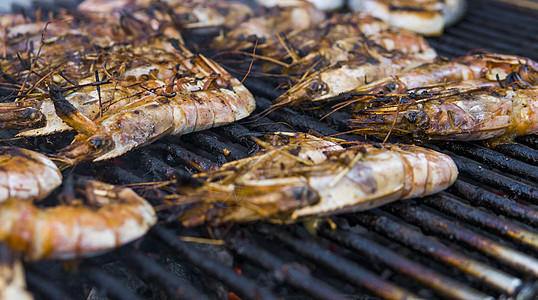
[3,0,536,298]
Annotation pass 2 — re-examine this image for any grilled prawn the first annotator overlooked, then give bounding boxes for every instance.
[351,83,538,145]
[77,0,253,32]
[0,147,157,260]
[267,14,437,108]
[349,0,467,36]
[169,132,457,226]
[211,0,326,64]
[0,180,157,261]
[352,52,538,95]
[0,146,62,203]
[0,244,33,300]
[53,46,255,164]
[5,45,214,136]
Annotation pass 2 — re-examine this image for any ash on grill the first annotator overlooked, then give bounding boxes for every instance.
[0,0,537,299]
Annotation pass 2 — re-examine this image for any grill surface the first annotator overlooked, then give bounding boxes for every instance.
[1,0,537,299]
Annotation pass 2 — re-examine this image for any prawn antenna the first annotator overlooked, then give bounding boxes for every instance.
[383,95,403,144]
[241,40,258,84]
[95,70,103,118]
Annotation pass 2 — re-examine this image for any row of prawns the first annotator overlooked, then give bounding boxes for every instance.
[208,0,538,147]
[345,52,538,146]
[0,0,461,269]
[0,0,259,266]
[0,0,504,262]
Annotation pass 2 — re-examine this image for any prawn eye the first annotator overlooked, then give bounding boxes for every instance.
[293,186,320,206]
[90,137,103,149]
[405,111,422,123]
[309,81,327,93]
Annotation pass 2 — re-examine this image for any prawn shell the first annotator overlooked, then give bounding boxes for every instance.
[352,85,538,144]
[0,245,33,300]
[291,144,458,219]
[0,184,157,260]
[0,147,62,203]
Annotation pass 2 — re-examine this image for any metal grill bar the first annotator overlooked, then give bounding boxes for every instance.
[469,3,538,30]
[25,267,76,300]
[253,96,360,141]
[422,193,538,252]
[182,132,248,162]
[151,226,279,300]
[426,39,468,57]
[226,230,347,300]
[443,142,538,181]
[387,202,538,278]
[317,224,493,300]
[450,155,538,203]
[255,223,422,300]
[463,15,538,41]
[494,143,538,165]
[449,180,538,226]
[82,263,144,300]
[118,247,206,300]
[429,1,538,59]
[445,27,532,56]
[347,211,522,294]
[517,135,538,148]
[154,142,217,170]
[243,80,282,101]
[254,97,345,137]
[215,123,262,144]
[138,151,177,181]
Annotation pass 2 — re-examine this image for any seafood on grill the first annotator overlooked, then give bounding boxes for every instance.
[0,146,62,203]
[350,82,538,145]
[272,50,435,109]
[168,132,457,226]
[352,52,538,95]
[0,146,157,260]
[78,0,253,31]
[304,0,346,10]
[3,43,209,136]
[349,0,467,36]
[0,180,157,261]
[51,45,255,165]
[212,12,433,76]
[0,244,33,300]
[211,0,326,59]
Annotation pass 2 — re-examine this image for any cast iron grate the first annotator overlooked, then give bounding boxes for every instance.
[1,0,536,299]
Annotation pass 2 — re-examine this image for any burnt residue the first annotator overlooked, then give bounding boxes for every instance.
[255,223,421,299]
[422,193,538,252]
[226,228,347,300]
[444,142,538,181]
[450,155,538,203]
[346,211,522,295]
[317,224,492,300]
[386,202,538,278]
[449,180,538,227]
[494,143,538,165]
[152,226,279,300]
